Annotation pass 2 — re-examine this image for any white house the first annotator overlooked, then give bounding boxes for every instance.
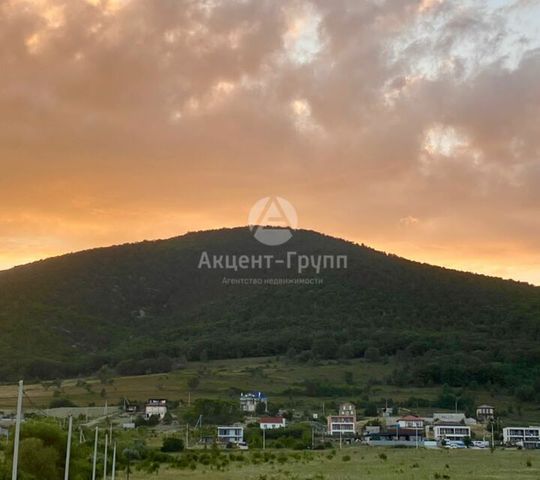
[503,426,540,448]
[240,392,268,413]
[433,424,471,442]
[145,399,167,420]
[217,426,244,444]
[259,416,286,430]
[397,415,424,429]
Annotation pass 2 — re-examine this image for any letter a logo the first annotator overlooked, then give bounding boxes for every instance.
[248,197,298,246]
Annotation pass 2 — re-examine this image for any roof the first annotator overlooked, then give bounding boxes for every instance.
[259,417,285,424]
[240,391,267,400]
[398,415,423,421]
[433,422,470,427]
[477,405,494,409]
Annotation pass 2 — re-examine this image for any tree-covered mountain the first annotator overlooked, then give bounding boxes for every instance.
[0,227,539,396]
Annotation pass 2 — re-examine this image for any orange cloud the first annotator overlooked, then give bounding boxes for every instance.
[0,0,539,284]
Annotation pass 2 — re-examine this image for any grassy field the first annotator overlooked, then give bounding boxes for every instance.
[1,357,539,424]
[126,447,540,480]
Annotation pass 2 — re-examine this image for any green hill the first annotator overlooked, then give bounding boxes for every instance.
[0,227,539,399]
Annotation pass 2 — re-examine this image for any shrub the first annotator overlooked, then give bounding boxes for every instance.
[161,437,184,452]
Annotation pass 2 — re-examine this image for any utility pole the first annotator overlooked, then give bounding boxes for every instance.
[103,433,108,480]
[111,442,117,480]
[185,424,189,449]
[11,380,23,480]
[339,429,342,449]
[491,421,495,449]
[311,426,315,449]
[262,428,266,450]
[64,416,73,480]
[91,427,98,480]
[126,451,131,480]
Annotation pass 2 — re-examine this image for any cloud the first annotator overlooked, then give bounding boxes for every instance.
[0,0,539,283]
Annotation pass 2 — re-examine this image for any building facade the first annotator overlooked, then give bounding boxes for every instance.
[433,424,471,442]
[145,399,168,419]
[397,415,424,429]
[503,426,540,448]
[240,392,268,413]
[327,415,356,436]
[259,416,286,430]
[339,402,356,416]
[476,405,495,422]
[217,426,244,444]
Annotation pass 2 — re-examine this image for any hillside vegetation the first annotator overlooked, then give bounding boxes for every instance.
[0,227,539,401]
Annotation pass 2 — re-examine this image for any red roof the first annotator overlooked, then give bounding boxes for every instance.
[259,417,285,424]
[399,415,422,421]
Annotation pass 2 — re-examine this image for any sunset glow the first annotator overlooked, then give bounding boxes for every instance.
[1,0,540,283]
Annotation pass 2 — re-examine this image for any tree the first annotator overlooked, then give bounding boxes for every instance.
[1,420,91,479]
[97,365,114,385]
[344,371,354,385]
[364,402,378,417]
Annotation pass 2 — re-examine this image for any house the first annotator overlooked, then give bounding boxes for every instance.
[144,399,168,420]
[327,415,356,436]
[328,402,357,436]
[259,416,286,430]
[433,423,471,442]
[240,392,268,413]
[397,415,424,429]
[217,425,244,444]
[476,405,495,422]
[503,426,540,449]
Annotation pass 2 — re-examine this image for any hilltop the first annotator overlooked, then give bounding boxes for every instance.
[0,227,539,401]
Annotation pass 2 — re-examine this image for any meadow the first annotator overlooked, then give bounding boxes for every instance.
[126,447,540,480]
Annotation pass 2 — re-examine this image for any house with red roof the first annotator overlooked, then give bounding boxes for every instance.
[397,415,424,429]
[259,416,287,430]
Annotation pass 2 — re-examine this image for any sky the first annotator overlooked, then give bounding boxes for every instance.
[0,0,540,283]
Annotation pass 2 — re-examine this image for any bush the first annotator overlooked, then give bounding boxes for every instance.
[161,437,184,452]
[48,398,77,408]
